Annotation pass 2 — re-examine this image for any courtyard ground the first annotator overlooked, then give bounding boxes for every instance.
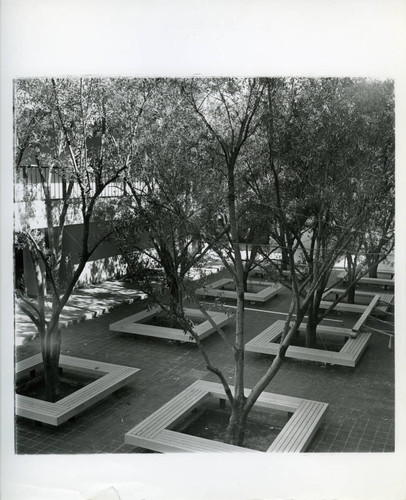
[14,274,395,454]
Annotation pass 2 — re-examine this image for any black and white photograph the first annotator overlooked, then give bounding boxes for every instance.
[13,76,395,451]
[1,1,406,499]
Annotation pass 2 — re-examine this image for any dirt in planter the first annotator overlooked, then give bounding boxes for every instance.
[16,370,102,403]
[145,312,205,329]
[221,283,266,294]
[180,404,288,451]
[290,332,344,352]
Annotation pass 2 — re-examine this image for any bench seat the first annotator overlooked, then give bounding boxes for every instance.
[246,320,371,367]
[125,380,327,453]
[267,399,328,452]
[375,293,394,314]
[351,295,380,332]
[196,379,304,413]
[131,429,255,453]
[15,396,64,425]
[16,355,139,426]
[129,383,210,439]
[340,332,372,360]
[16,353,44,379]
[195,278,282,304]
[323,288,393,318]
[319,301,368,314]
[110,307,232,342]
[359,276,394,288]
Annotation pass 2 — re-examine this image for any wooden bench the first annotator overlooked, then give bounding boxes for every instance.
[281,270,306,281]
[267,399,328,452]
[125,380,328,453]
[376,270,395,279]
[16,355,139,426]
[248,268,267,279]
[375,293,394,315]
[245,320,356,351]
[339,332,372,363]
[145,429,254,453]
[16,395,64,425]
[335,272,395,287]
[110,306,232,342]
[359,276,394,288]
[352,295,380,333]
[319,300,368,314]
[301,323,356,338]
[245,322,287,350]
[16,353,44,379]
[198,380,303,413]
[325,287,391,299]
[323,288,393,317]
[245,320,371,368]
[195,278,283,304]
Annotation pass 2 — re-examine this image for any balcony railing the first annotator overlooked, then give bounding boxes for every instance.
[14,166,126,202]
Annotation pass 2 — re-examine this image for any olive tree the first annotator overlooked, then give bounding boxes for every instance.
[15,78,149,401]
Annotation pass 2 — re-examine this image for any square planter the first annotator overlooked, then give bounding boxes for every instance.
[245,319,371,368]
[110,306,233,342]
[323,288,393,316]
[195,278,283,303]
[15,354,139,426]
[124,380,328,453]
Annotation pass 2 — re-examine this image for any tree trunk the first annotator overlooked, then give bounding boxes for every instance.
[367,253,380,278]
[228,276,246,444]
[226,393,248,446]
[347,283,356,304]
[305,283,325,348]
[40,323,62,402]
[242,271,249,292]
[305,303,318,348]
[345,252,358,301]
[167,275,183,325]
[280,247,289,271]
[226,156,247,446]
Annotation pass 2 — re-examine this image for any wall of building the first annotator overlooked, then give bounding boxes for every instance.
[17,222,150,297]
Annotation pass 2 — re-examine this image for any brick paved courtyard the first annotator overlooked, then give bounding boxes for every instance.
[14,278,395,455]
